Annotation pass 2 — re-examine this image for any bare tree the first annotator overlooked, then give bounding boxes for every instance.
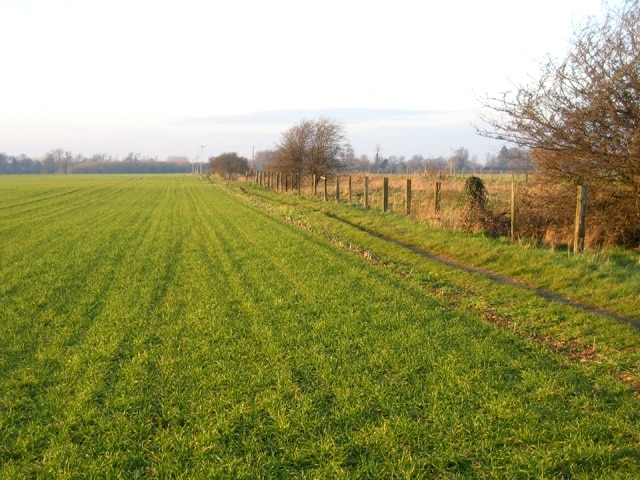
[480,1,640,184]
[272,119,315,176]
[272,118,350,183]
[43,148,72,174]
[451,147,470,172]
[209,152,249,175]
[253,149,276,171]
[478,0,640,245]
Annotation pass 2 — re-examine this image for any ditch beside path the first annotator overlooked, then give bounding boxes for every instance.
[324,212,640,332]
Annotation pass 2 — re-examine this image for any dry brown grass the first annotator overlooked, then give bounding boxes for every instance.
[248,171,638,249]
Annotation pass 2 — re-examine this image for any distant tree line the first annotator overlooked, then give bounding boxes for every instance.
[242,144,532,177]
[3,139,531,179]
[0,149,192,174]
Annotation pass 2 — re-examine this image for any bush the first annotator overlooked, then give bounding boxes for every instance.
[460,176,495,233]
[520,179,640,249]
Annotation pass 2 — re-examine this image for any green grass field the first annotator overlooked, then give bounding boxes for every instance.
[2,174,640,478]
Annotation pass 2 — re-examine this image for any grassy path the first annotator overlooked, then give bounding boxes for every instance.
[323,211,640,330]
[1,175,640,478]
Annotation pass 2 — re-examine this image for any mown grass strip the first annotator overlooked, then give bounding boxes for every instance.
[1,175,640,478]
[324,210,640,330]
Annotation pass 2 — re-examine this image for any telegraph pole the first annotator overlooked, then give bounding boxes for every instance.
[200,145,205,175]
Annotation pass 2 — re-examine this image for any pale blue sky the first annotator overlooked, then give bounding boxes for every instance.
[1,0,607,161]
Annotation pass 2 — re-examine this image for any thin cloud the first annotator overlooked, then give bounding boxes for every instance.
[179,108,469,126]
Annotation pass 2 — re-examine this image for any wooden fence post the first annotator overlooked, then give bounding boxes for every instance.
[435,181,441,213]
[574,185,588,253]
[313,174,317,196]
[383,177,389,212]
[336,176,340,203]
[364,177,369,209]
[511,180,519,242]
[323,176,328,202]
[297,173,301,195]
[348,176,352,204]
[406,178,412,215]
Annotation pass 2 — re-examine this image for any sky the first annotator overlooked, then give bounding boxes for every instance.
[0,0,609,163]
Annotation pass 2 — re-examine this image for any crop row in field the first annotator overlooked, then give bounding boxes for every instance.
[1,175,639,478]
